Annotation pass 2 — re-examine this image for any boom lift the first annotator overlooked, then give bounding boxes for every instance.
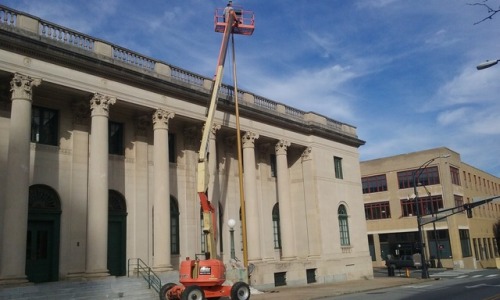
[160,5,254,300]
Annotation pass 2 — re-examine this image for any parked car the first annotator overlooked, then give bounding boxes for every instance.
[385,254,422,269]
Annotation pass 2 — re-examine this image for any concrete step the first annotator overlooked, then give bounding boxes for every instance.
[0,275,178,300]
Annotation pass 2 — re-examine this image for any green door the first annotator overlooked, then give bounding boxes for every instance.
[26,220,56,283]
[26,185,61,283]
[107,215,126,276]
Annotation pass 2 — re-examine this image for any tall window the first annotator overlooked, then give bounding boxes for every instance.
[365,202,391,220]
[168,133,176,163]
[31,106,59,146]
[450,166,461,186]
[109,121,124,155]
[272,203,281,249]
[334,156,343,179]
[459,229,472,257]
[338,204,350,246]
[170,197,180,255]
[368,235,375,261]
[270,154,277,177]
[454,195,464,213]
[427,229,452,259]
[400,195,444,217]
[397,166,440,189]
[362,174,388,194]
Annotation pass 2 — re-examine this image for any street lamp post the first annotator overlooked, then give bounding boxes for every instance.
[477,59,500,70]
[228,218,236,260]
[412,154,450,279]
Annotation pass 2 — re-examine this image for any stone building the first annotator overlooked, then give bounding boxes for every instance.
[0,5,372,288]
[361,147,500,270]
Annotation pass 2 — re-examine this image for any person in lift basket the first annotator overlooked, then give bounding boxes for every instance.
[223,1,241,27]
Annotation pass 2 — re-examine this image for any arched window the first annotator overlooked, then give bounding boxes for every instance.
[338,204,350,246]
[272,203,281,249]
[170,196,180,255]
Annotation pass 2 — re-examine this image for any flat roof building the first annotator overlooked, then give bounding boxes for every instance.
[361,147,500,270]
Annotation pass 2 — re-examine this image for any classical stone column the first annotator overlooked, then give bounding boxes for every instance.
[243,131,261,261]
[275,140,295,259]
[68,101,90,277]
[183,126,200,254]
[134,115,151,261]
[0,73,41,284]
[301,147,321,257]
[152,108,174,271]
[86,93,115,277]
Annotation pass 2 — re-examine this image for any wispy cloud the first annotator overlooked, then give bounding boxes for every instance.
[4,0,500,175]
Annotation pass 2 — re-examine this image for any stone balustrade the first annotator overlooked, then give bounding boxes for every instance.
[0,4,359,138]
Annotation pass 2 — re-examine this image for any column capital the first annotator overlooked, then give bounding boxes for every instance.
[152,108,174,130]
[10,73,41,101]
[209,123,221,139]
[301,147,312,161]
[275,140,291,155]
[90,93,115,117]
[242,131,259,149]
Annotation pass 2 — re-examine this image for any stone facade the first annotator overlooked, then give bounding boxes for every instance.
[0,5,372,288]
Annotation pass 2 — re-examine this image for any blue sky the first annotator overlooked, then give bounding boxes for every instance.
[4,0,500,176]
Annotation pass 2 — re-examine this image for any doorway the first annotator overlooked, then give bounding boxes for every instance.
[26,185,61,283]
[107,190,127,276]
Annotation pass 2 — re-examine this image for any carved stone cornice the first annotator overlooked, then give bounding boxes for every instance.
[10,73,41,101]
[90,93,115,117]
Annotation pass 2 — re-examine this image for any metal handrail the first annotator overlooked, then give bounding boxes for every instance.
[127,258,162,294]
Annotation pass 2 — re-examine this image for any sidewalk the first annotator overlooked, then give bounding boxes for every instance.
[250,276,425,300]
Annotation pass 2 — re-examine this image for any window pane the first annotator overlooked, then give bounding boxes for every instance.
[397,166,440,189]
[365,201,391,220]
[270,154,277,178]
[338,205,350,246]
[109,121,124,155]
[362,174,388,194]
[169,133,176,163]
[272,204,281,249]
[334,156,343,179]
[450,166,461,186]
[31,106,59,146]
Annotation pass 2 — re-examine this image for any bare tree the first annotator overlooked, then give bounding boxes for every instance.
[468,0,500,24]
[494,219,500,256]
